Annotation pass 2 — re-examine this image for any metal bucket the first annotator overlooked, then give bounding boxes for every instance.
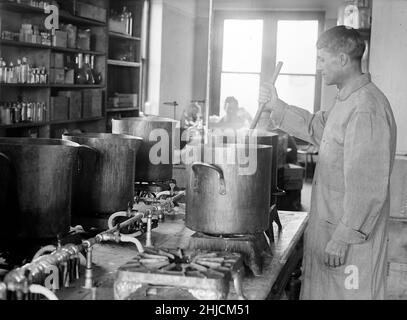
[62,133,143,217]
[112,116,179,182]
[185,143,272,235]
[0,138,80,239]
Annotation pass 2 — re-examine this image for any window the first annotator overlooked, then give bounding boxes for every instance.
[275,20,319,113]
[219,19,263,118]
[212,11,323,117]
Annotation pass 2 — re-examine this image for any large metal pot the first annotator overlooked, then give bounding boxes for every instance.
[0,138,80,239]
[185,143,272,235]
[112,116,179,182]
[0,153,11,223]
[208,128,279,194]
[62,133,142,217]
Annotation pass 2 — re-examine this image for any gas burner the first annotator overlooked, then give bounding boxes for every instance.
[134,179,177,194]
[188,232,271,277]
[134,179,186,217]
[114,247,245,300]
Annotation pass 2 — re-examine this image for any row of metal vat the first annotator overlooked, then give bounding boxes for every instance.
[0,114,281,241]
[0,116,178,240]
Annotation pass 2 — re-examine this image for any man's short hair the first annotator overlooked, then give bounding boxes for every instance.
[317,25,366,61]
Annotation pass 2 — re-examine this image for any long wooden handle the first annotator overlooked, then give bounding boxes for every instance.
[250,61,283,130]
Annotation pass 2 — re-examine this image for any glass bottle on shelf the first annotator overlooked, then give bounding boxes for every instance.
[90,55,102,84]
[128,11,133,36]
[2,60,7,83]
[83,54,95,84]
[0,58,3,83]
[16,59,22,83]
[7,62,15,83]
[75,53,88,84]
[21,57,29,84]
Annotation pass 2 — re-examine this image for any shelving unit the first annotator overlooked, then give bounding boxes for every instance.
[0,0,109,138]
[0,116,104,129]
[106,107,138,113]
[0,1,106,26]
[107,59,140,68]
[0,0,149,137]
[106,0,147,131]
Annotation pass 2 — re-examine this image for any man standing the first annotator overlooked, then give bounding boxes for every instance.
[259,26,397,299]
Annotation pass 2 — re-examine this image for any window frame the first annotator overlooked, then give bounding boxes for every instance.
[210,10,325,116]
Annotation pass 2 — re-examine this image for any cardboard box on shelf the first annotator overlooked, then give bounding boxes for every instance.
[115,93,138,107]
[77,29,91,51]
[76,2,107,23]
[50,96,69,121]
[65,69,74,84]
[50,68,65,84]
[50,53,64,69]
[82,89,103,118]
[52,30,68,48]
[58,91,82,120]
[109,19,127,35]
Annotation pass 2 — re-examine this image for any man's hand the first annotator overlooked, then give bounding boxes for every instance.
[324,239,349,268]
[259,82,279,112]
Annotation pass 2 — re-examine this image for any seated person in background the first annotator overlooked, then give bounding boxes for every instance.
[211,96,252,129]
[180,102,202,148]
[180,102,202,129]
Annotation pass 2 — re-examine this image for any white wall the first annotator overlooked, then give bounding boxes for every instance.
[213,0,342,18]
[147,0,204,120]
[370,0,407,154]
[146,0,164,115]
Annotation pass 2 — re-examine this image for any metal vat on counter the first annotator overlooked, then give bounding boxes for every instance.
[62,133,143,218]
[207,128,280,195]
[0,138,80,239]
[112,116,179,182]
[0,153,11,224]
[185,143,273,235]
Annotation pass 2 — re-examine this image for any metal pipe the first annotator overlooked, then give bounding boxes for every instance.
[32,245,57,261]
[2,213,144,298]
[83,247,93,290]
[29,284,58,300]
[120,235,144,253]
[146,211,153,247]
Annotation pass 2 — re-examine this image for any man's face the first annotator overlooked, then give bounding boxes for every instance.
[317,48,343,86]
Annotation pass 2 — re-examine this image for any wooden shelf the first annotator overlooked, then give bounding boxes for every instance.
[0,83,49,88]
[50,84,105,89]
[107,59,140,68]
[0,2,106,26]
[0,117,104,129]
[106,107,138,112]
[0,83,105,88]
[108,32,141,41]
[0,39,105,55]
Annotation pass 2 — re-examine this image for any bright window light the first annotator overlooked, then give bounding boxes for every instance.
[220,19,263,117]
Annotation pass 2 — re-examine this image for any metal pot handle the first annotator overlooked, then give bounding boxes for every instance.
[191,161,226,195]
